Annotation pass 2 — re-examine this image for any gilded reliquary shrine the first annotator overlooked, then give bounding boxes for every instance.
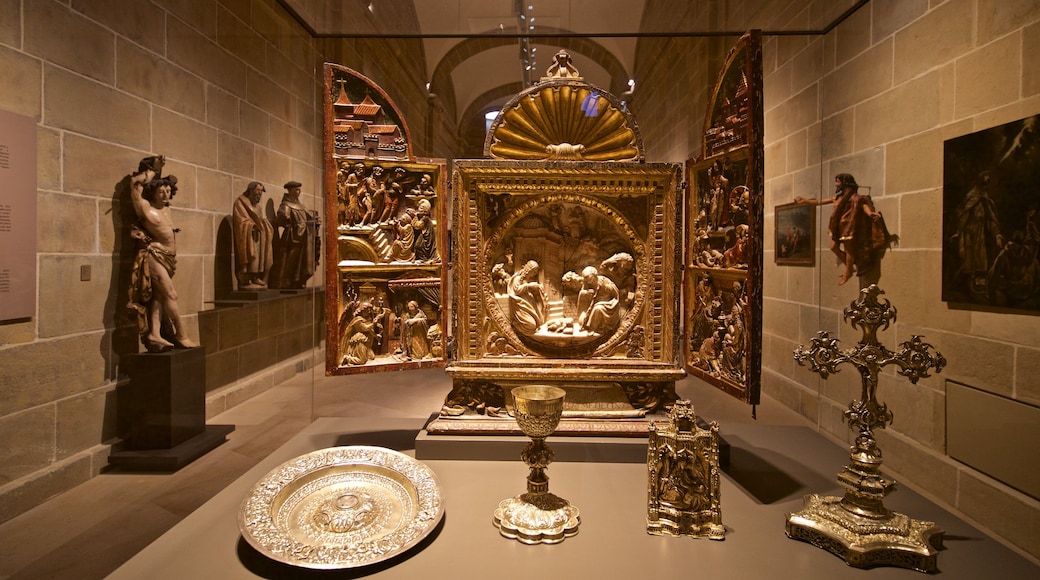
[431,70,686,434]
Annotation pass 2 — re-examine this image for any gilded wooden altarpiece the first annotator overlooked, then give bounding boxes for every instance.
[684,31,764,405]
[323,63,448,375]
[430,67,685,434]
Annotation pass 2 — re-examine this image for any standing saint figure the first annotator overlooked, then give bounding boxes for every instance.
[271,180,320,289]
[232,182,275,289]
[343,163,364,226]
[796,173,894,286]
[126,156,198,352]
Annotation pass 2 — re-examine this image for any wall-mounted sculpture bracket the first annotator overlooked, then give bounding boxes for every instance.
[787,284,946,573]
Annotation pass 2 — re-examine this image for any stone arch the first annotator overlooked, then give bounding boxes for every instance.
[428,29,630,134]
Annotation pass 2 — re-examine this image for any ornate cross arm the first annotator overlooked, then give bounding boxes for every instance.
[793,331,849,379]
[889,336,947,384]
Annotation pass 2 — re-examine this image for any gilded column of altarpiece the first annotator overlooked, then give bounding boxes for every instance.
[431,72,685,434]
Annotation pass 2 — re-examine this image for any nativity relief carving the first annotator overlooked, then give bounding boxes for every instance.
[480,195,644,358]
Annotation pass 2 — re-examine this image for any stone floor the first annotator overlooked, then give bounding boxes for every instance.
[0,368,828,579]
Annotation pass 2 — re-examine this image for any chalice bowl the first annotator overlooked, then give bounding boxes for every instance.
[493,385,581,544]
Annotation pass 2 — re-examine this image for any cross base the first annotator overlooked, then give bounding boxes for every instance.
[785,494,943,573]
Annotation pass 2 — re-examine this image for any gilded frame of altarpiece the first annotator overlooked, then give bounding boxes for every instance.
[431,75,685,434]
[322,63,448,376]
[683,31,764,405]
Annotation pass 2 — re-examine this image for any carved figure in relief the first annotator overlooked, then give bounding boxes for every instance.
[232,182,275,289]
[379,167,407,223]
[389,208,417,262]
[729,184,750,226]
[412,199,438,263]
[427,321,443,358]
[600,252,635,310]
[270,181,319,289]
[343,163,364,226]
[560,270,583,318]
[359,166,384,226]
[492,263,511,296]
[340,302,377,365]
[410,173,435,197]
[657,447,709,512]
[577,266,621,334]
[722,224,748,269]
[508,260,548,336]
[126,156,198,352]
[707,161,730,229]
[397,300,431,360]
[372,294,395,354]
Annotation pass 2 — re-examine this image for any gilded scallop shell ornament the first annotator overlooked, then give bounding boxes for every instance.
[485,80,644,162]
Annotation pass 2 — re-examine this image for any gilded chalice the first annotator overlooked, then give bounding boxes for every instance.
[493,385,581,544]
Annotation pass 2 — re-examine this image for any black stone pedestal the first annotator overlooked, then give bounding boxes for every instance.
[110,347,233,471]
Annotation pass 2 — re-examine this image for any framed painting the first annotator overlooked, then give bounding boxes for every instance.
[942,113,1040,311]
[775,202,816,266]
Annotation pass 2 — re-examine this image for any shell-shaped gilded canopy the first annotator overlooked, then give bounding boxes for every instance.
[484,79,643,162]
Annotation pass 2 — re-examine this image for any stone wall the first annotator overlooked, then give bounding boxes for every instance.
[636,0,1040,560]
[0,0,329,523]
[0,0,454,525]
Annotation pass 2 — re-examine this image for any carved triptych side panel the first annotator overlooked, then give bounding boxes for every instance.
[322,63,449,375]
[683,31,764,404]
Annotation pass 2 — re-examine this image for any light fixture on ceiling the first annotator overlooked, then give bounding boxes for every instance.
[518,1,536,85]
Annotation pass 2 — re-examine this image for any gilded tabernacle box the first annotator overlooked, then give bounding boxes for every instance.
[433,158,685,434]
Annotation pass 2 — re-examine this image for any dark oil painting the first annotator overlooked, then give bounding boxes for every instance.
[942,113,1040,311]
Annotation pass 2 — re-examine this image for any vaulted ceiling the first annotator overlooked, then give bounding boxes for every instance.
[280,0,862,128]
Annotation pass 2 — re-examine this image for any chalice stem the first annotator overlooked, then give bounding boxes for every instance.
[523,438,551,494]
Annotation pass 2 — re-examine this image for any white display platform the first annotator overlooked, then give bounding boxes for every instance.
[108,417,1038,579]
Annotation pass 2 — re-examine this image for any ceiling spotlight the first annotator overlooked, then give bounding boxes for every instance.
[628,79,636,89]
[367,2,373,12]
[426,82,431,91]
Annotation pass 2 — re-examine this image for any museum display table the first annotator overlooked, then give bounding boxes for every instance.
[108,417,1038,579]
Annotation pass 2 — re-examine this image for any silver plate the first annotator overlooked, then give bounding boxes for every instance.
[238,446,444,569]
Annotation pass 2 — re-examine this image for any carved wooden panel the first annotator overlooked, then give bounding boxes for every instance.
[683,31,763,405]
[323,63,448,375]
